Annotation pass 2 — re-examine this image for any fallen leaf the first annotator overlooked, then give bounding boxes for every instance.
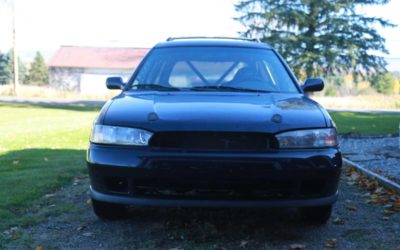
[289,243,306,249]
[35,246,43,250]
[3,227,18,236]
[44,193,55,199]
[345,166,400,215]
[240,240,248,248]
[82,232,93,237]
[44,157,49,162]
[324,238,337,248]
[332,217,345,225]
[349,172,360,181]
[368,194,379,204]
[384,209,395,215]
[12,160,19,165]
[374,187,384,194]
[346,205,357,211]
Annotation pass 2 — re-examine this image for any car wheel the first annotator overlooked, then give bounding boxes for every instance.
[92,199,127,220]
[301,205,332,224]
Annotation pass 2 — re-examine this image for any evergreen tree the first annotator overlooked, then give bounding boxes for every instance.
[0,52,12,85]
[7,50,27,85]
[27,51,48,85]
[0,51,25,85]
[235,0,395,79]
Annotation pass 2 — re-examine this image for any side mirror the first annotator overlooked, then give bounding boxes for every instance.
[302,78,324,92]
[106,77,125,90]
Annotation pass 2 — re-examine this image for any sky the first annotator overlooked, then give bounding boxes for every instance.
[0,0,399,71]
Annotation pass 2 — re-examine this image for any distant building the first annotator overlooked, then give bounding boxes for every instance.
[48,46,149,93]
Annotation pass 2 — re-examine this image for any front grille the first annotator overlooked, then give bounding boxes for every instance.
[131,179,296,200]
[149,132,277,151]
[130,158,305,200]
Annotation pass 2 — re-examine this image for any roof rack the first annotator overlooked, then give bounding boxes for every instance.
[166,36,261,43]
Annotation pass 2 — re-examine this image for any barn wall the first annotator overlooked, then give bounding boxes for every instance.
[48,67,134,92]
[49,67,84,91]
[79,68,133,94]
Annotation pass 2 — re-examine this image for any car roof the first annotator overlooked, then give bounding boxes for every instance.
[154,37,272,49]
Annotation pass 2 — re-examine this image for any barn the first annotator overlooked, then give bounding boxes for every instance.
[48,46,149,93]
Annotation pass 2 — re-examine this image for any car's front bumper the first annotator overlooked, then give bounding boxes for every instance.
[90,187,338,208]
[87,144,342,208]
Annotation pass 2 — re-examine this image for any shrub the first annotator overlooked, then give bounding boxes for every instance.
[324,84,338,96]
[370,72,398,95]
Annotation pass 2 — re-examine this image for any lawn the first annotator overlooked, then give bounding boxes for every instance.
[330,112,400,136]
[0,102,399,233]
[0,103,99,231]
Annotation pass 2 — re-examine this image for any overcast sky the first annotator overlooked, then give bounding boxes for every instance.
[0,0,399,71]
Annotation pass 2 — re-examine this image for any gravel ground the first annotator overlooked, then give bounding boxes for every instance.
[2,173,400,250]
[340,136,400,182]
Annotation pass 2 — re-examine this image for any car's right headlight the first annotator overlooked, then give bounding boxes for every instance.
[276,128,338,149]
[90,125,153,146]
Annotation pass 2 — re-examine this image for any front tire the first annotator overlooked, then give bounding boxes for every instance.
[301,205,332,224]
[92,199,127,220]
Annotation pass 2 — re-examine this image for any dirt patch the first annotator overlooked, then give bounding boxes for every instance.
[2,172,400,250]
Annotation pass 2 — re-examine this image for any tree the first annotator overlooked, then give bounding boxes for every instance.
[235,0,395,80]
[27,51,48,85]
[0,52,12,85]
[0,50,25,85]
[8,50,27,84]
[370,72,398,94]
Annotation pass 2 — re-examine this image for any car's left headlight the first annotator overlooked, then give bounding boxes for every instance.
[90,125,153,146]
[276,128,338,149]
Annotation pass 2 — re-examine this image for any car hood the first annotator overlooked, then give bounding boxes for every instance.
[102,91,328,133]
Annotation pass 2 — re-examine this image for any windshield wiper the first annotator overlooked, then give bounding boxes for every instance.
[190,85,275,93]
[131,84,180,91]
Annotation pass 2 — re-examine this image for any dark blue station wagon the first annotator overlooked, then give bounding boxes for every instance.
[87,37,342,224]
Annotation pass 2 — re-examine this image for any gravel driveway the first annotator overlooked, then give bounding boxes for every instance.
[3,171,400,250]
[340,136,400,182]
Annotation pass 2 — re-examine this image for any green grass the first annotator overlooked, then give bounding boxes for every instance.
[0,103,99,231]
[330,112,400,136]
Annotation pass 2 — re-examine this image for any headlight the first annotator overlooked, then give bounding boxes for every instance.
[90,125,153,146]
[276,128,338,149]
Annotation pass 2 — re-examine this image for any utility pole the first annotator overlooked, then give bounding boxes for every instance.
[12,0,18,96]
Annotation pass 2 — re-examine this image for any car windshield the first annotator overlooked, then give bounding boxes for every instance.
[129,46,299,93]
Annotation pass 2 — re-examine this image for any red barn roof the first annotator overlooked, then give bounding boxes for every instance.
[48,46,149,69]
